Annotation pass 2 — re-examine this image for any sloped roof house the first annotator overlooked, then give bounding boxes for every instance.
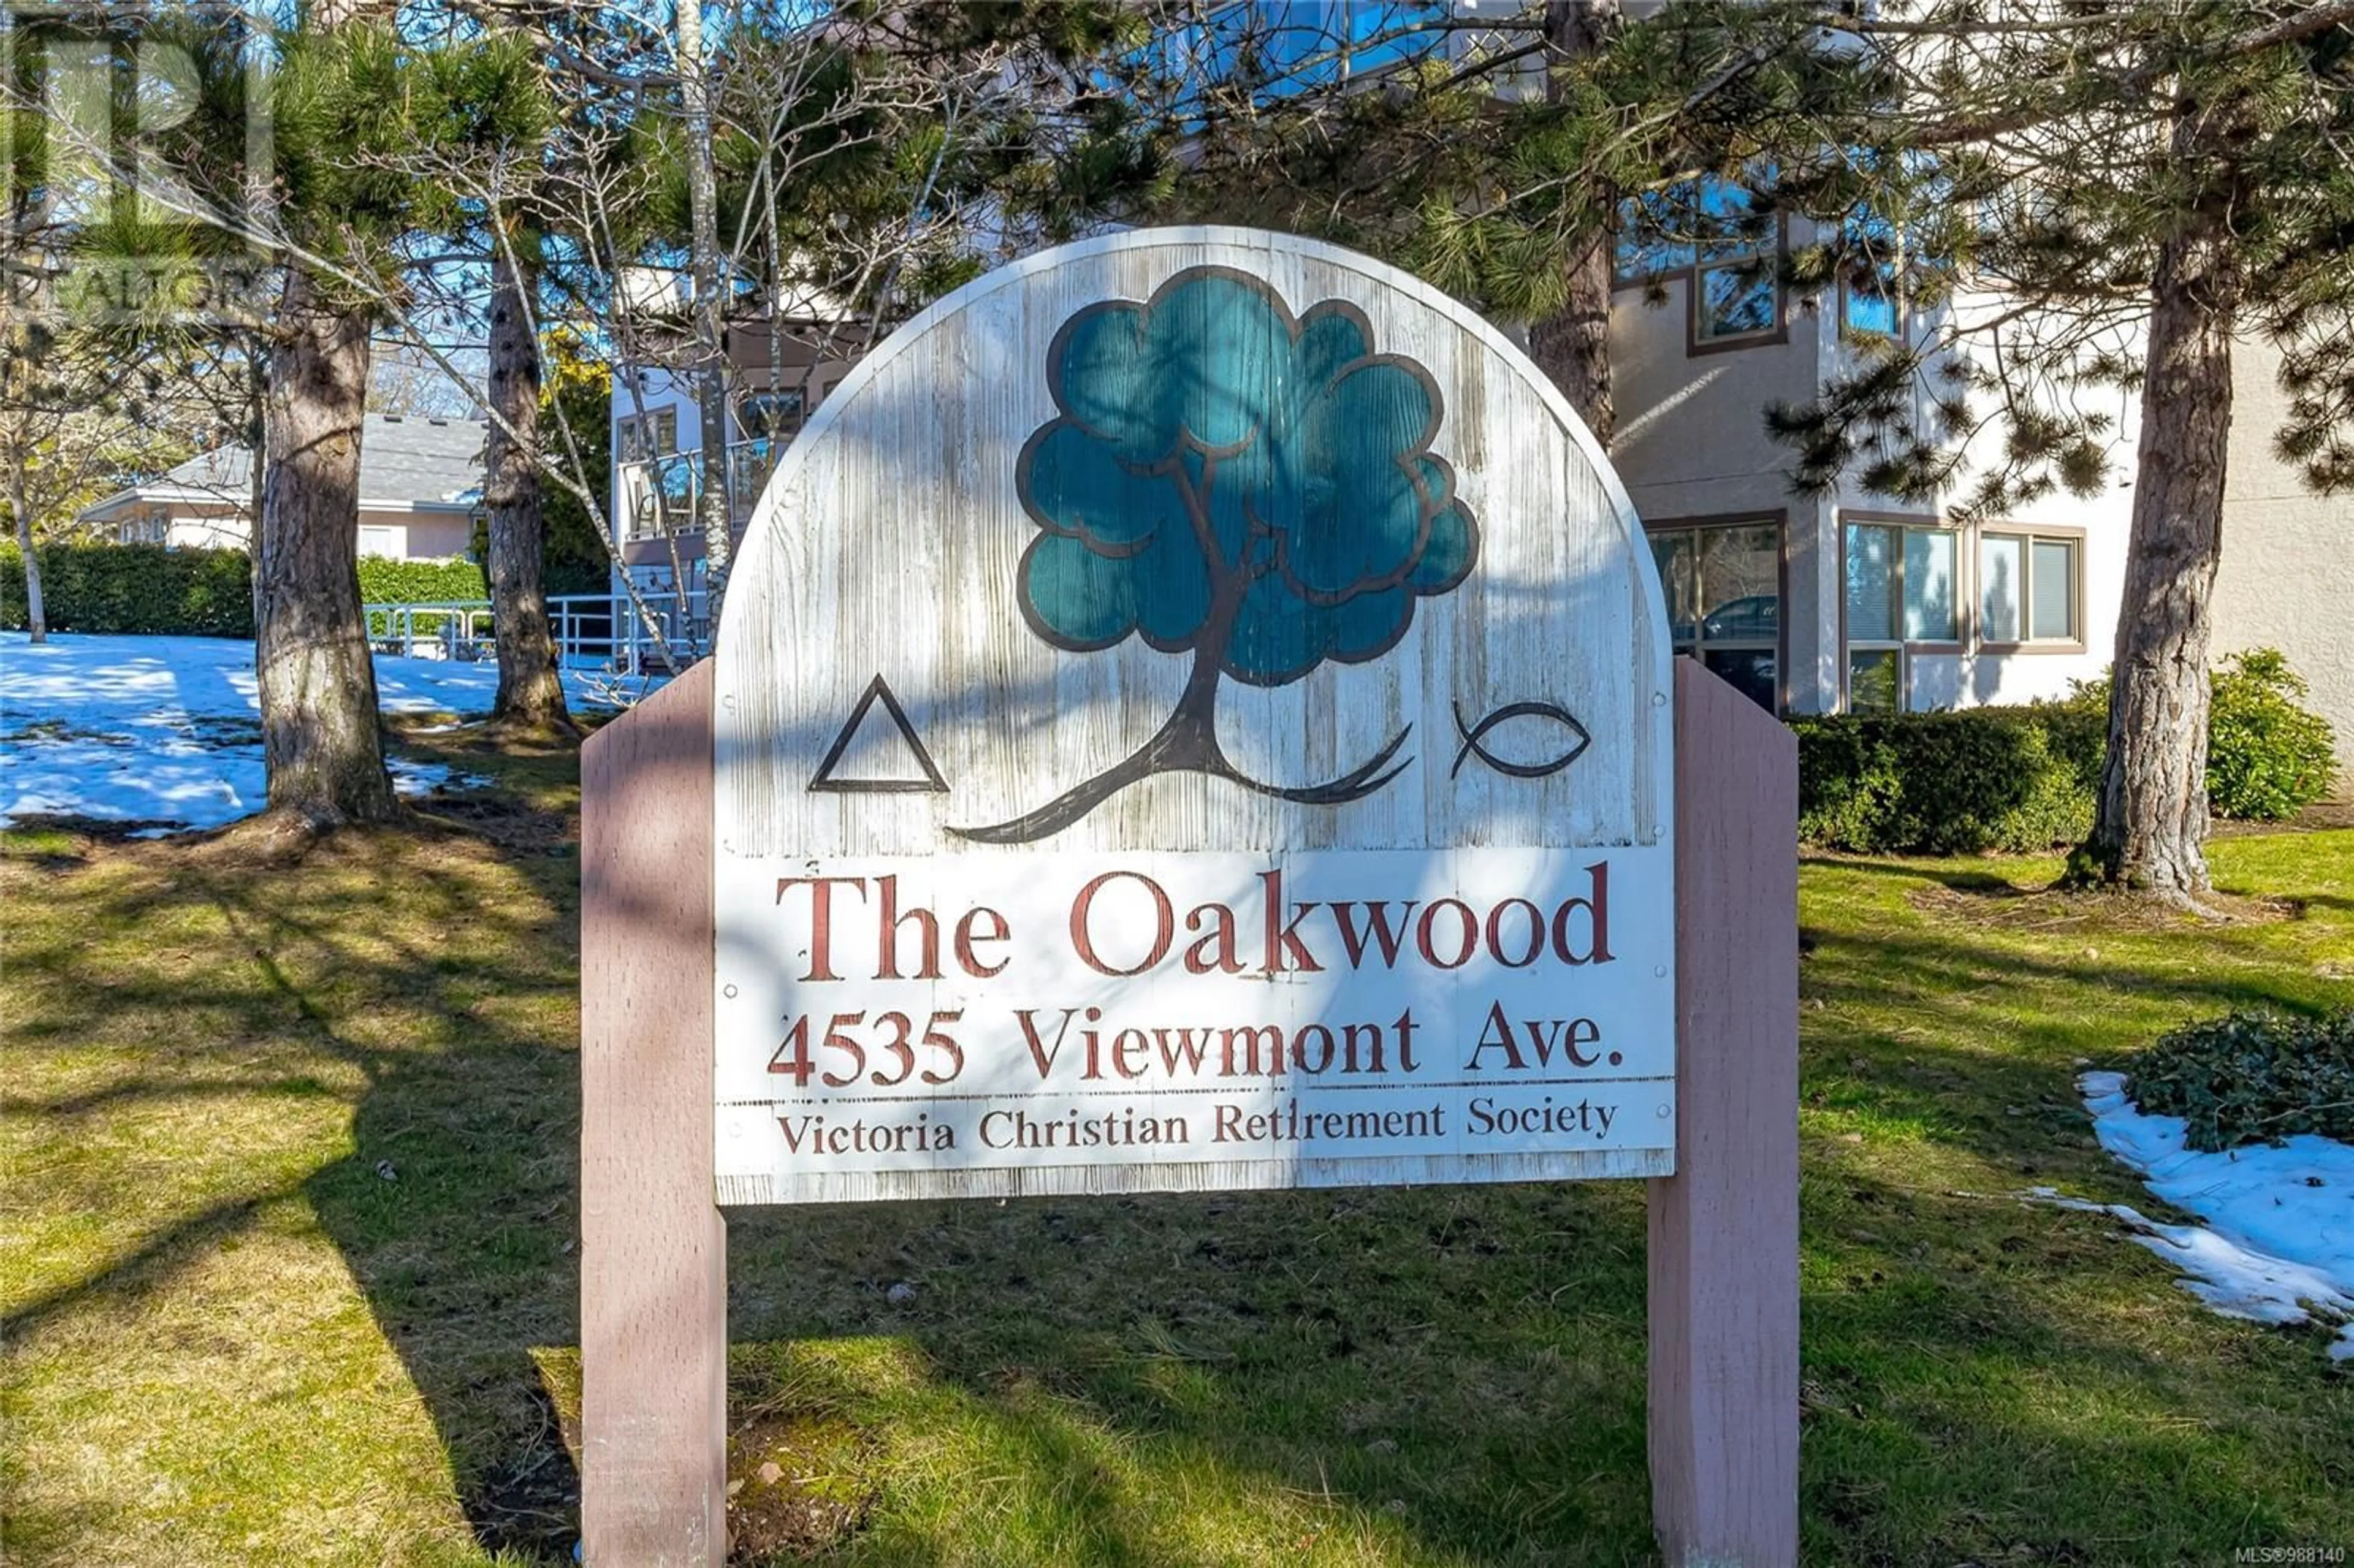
[80,414,487,562]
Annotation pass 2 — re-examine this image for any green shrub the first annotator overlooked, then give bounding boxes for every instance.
[355,555,487,606]
[1798,649,2337,853]
[2207,650,2337,820]
[2037,677,2111,794]
[355,555,488,637]
[2129,1009,2354,1151]
[1792,704,2097,854]
[0,542,254,637]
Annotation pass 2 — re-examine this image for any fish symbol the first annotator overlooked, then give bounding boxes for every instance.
[1450,700,1591,780]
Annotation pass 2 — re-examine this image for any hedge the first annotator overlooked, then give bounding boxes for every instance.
[1794,649,2337,853]
[354,555,489,607]
[0,542,254,637]
[1794,702,2103,854]
[356,556,490,637]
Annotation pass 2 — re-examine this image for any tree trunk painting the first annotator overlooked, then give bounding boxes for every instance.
[1526,0,1620,449]
[956,270,1480,844]
[2086,142,2240,896]
[257,264,399,826]
[485,242,573,734]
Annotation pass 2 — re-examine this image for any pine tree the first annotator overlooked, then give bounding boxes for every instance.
[1123,2,1854,449]
[13,4,554,825]
[1739,0,2354,897]
[0,25,200,639]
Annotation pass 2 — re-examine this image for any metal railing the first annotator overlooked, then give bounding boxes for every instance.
[365,600,497,661]
[549,588,709,674]
[618,438,781,541]
[365,588,709,677]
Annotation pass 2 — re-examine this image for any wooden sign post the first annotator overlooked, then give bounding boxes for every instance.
[582,228,1796,1566]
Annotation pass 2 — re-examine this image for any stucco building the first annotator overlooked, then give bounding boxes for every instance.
[80,414,488,563]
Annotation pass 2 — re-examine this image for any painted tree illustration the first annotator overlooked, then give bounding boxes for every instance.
[958,267,1479,844]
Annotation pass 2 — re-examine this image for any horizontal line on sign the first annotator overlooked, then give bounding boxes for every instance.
[714,1147,1679,1205]
[718,1075,1677,1109]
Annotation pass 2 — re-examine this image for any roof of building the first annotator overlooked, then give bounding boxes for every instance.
[82,414,488,521]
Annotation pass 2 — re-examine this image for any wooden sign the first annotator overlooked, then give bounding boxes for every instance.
[710,237,1675,1203]
[581,228,1797,1567]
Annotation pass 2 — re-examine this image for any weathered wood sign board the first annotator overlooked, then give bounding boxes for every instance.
[711,234,1675,1203]
[581,227,1797,1567]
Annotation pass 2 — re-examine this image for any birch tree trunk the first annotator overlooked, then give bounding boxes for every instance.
[9,467,45,642]
[676,0,734,637]
[2085,131,2241,896]
[257,264,398,824]
[1525,0,1620,449]
[484,241,573,733]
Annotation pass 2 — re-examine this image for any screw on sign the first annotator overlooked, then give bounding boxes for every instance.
[580,228,1797,1567]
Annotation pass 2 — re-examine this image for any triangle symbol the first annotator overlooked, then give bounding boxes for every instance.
[809,674,948,794]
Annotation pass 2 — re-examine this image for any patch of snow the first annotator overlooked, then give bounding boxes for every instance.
[387,757,455,797]
[0,632,652,833]
[2066,1070,2354,1360]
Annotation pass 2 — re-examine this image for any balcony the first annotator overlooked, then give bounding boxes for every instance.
[619,438,780,541]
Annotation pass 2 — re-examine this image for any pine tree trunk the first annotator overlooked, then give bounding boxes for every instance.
[9,469,45,643]
[485,242,573,734]
[1526,0,1619,449]
[257,265,398,826]
[2086,192,2239,896]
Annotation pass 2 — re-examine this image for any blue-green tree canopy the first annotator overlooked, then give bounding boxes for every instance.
[1016,268,1477,687]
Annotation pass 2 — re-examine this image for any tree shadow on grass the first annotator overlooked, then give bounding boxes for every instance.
[306,1062,585,1559]
[259,834,592,1562]
[704,1148,2353,1568]
[18,801,2350,1567]
[720,1179,1663,1566]
[2,809,590,1562]
[289,825,2354,1566]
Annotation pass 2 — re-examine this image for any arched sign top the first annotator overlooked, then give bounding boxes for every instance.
[718,226,1670,861]
[581,229,1799,1565]
[712,227,1677,1206]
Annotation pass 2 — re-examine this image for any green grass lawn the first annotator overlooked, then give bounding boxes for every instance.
[4,725,2350,1566]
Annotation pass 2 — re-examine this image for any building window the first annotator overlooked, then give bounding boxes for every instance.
[734,389,805,441]
[617,408,680,462]
[1829,144,1957,341]
[1835,197,1912,340]
[1693,186,1778,346]
[1648,517,1781,712]
[1133,2,1450,121]
[1615,175,1783,349]
[1615,184,1698,283]
[1844,518,1960,714]
[1840,270,1903,337]
[1978,529,2081,647]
